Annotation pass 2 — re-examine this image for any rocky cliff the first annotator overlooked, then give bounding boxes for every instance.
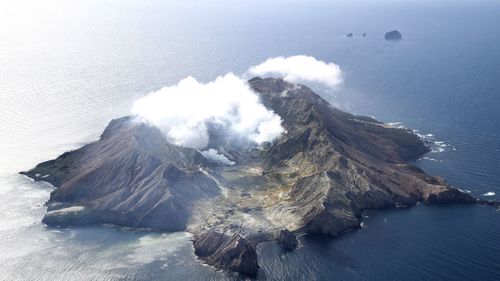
[22,77,476,277]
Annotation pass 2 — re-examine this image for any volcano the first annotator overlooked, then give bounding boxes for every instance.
[21,77,476,277]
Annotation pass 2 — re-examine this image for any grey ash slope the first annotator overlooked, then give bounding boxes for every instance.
[22,77,476,277]
[23,117,220,230]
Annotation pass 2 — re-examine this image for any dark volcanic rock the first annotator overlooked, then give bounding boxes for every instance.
[427,188,477,204]
[478,199,500,209]
[278,229,298,251]
[385,30,402,40]
[193,231,259,277]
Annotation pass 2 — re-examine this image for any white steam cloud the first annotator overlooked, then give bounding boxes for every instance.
[248,55,342,88]
[132,55,343,154]
[132,73,284,149]
[201,149,235,166]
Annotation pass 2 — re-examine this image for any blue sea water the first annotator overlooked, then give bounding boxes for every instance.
[0,0,499,280]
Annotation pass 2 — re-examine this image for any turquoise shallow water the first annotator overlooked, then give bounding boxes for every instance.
[0,0,499,280]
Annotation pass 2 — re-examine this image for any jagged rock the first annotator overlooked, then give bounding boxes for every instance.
[385,30,402,40]
[278,229,298,251]
[427,188,477,204]
[478,199,500,209]
[346,33,353,38]
[193,231,259,277]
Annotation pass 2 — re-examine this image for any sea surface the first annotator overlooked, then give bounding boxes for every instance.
[1,0,499,280]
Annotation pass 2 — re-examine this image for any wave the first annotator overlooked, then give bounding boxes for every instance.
[421,157,442,162]
[387,121,406,129]
[387,122,453,156]
[411,128,453,154]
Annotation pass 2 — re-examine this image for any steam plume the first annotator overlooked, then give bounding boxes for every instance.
[248,55,342,88]
[132,56,343,154]
[132,73,284,149]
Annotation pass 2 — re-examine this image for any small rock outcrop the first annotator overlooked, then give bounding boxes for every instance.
[385,30,402,40]
[428,188,477,204]
[346,33,353,38]
[478,199,500,209]
[278,229,298,251]
[193,231,259,277]
[41,206,92,227]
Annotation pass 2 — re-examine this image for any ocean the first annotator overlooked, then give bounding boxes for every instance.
[0,0,499,280]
